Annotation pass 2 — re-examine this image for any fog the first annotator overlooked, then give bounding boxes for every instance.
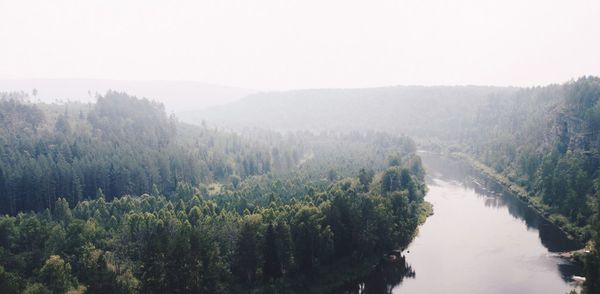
[2,1,600,293]
[1,0,599,91]
[0,79,254,113]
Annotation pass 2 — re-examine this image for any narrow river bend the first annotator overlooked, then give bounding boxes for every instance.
[340,153,582,293]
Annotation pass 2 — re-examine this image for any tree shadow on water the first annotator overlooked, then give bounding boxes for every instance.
[333,255,415,294]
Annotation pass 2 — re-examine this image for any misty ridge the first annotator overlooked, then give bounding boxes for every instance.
[1,0,600,293]
[187,77,592,151]
[1,75,600,293]
[0,79,255,113]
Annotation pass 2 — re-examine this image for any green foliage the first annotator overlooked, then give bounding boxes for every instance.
[0,92,301,214]
[262,224,282,282]
[460,77,600,293]
[0,91,428,292]
[0,265,23,293]
[0,152,426,293]
[23,283,51,294]
[458,78,600,239]
[38,255,76,293]
[53,198,72,224]
[232,214,262,285]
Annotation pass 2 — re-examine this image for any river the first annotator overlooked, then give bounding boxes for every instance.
[338,153,583,293]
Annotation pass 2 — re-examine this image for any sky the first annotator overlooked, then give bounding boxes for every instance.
[1,0,599,90]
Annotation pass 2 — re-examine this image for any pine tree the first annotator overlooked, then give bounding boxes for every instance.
[262,224,282,281]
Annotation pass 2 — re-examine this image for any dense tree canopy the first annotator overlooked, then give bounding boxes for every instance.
[0,92,428,293]
[460,77,600,293]
[187,76,600,293]
[0,92,303,214]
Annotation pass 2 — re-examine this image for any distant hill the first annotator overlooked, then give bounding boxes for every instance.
[188,85,517,140]
[0,79,255,113]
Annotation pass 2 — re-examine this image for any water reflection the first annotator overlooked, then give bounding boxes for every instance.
[423,154,583,284]
[425,154,581,253]
[339,153,583,293]
[334,256,415,294]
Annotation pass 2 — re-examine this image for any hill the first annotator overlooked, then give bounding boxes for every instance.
[0,91,296,214]
[187,85,517,140]
[0,79,255,113]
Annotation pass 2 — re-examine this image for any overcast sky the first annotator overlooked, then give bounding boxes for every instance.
[1,0,599,90]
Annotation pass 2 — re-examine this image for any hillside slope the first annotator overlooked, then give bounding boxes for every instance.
[189,85,516,140]
[0,91,295,214]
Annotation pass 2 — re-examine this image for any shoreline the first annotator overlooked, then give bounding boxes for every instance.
[450,152,586,248]
[250,201,434,293]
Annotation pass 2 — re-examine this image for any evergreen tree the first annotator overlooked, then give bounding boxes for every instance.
[262,224,282,281]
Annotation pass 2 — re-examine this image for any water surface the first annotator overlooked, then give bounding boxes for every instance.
[341,153,582,293]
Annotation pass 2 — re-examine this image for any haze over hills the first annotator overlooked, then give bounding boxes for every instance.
[184,85,519,139]
[0,79,255,113]
[186,77,600,176]
[187,76,600,242]
[2,0,600,292]
[2,77,600,293]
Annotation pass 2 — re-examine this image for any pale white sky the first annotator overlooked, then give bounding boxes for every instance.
[1,0,599,90]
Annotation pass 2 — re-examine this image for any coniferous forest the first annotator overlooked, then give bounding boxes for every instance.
[3,78,600,293]
[2,2,599,293]
[0,92,428,293]
[189,76,600,293]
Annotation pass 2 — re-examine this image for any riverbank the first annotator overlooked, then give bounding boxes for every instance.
[266,255,383,294]
[248,200,433,293]
[377,152,585,293]
[451,152,587,245]
[252,249,409,293]
[313,201,433,292]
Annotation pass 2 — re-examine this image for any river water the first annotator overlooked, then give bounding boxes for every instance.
[339,153,583,293]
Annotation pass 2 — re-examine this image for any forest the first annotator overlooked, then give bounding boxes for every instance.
[463,77,600,293]
[192,76,600,294]
[0,92,429,293]
[2,77,600,293]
